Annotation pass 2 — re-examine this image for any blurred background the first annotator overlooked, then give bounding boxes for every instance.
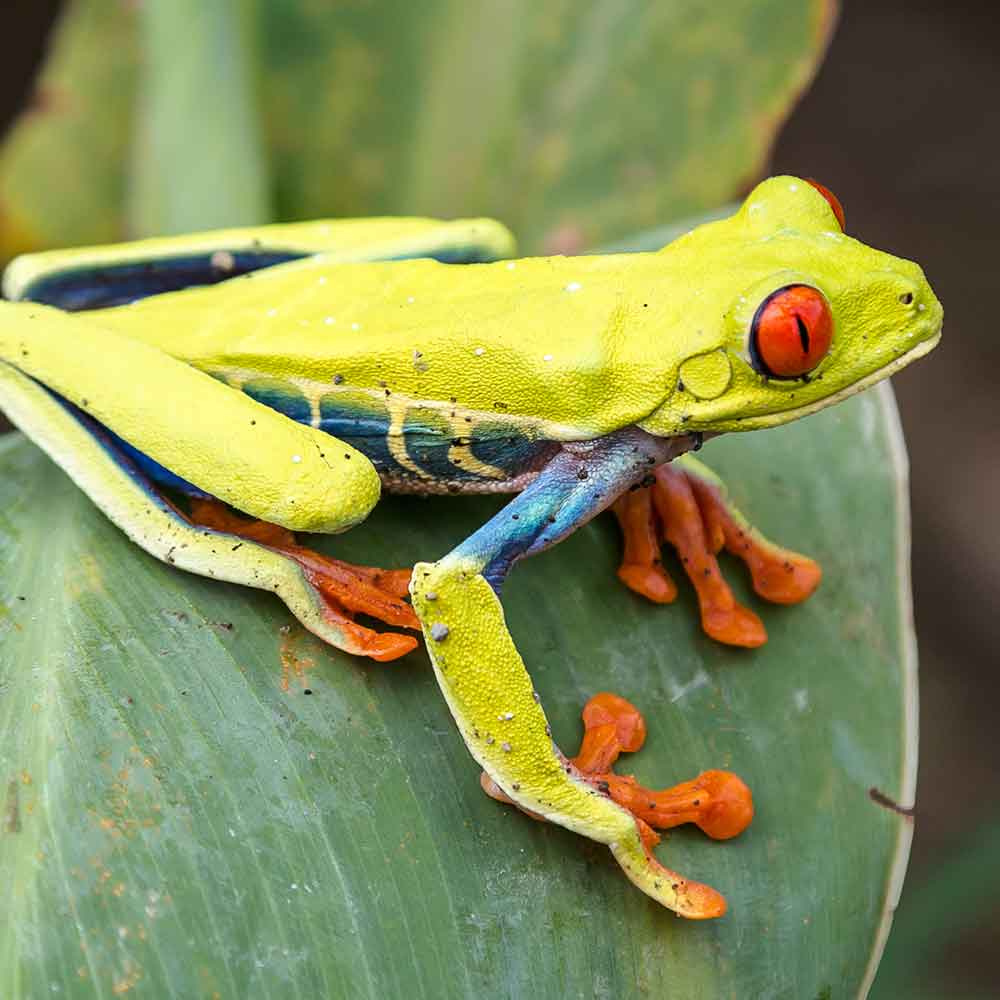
[771,3,1000,994]
[1,1,996,995]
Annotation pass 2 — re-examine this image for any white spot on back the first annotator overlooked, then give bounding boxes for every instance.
[211,250,235,271]
[565,281,582,292]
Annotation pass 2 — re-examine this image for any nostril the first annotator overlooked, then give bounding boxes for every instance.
[899,292,914,305]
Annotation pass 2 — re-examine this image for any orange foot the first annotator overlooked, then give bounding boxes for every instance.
[188,498,419,662]
[481,692,753,851]
[612,458,822,647]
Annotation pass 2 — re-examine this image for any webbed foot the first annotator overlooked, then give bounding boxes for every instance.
[189,499,419,661]
[613,455,821,646]
[481,692,753,849]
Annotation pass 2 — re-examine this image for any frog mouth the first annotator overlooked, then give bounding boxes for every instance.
[764,326,942,426]
[711,323,942,433]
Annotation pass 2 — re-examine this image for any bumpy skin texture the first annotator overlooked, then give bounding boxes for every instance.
[17,178,941,440]
[0,178,943,917]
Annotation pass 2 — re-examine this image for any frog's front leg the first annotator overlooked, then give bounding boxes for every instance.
[613,454,822,646]
[409,429,752,918]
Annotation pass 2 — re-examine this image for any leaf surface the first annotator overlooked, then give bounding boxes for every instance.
[0,384,915,998]
[0,0,835,256]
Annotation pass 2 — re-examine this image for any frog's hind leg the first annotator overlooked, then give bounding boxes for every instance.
[0,330,417,662]
[613,454,821,647]
[186,498,418,660]
[410,429,751,918]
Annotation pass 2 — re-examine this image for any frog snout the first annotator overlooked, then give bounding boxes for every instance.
[891,268,943,346]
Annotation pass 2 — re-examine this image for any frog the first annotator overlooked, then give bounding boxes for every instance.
[0,176,942,918]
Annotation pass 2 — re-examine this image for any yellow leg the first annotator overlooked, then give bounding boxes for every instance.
[410,557,735,919]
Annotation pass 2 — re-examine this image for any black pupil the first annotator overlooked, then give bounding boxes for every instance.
[795,314,811,354]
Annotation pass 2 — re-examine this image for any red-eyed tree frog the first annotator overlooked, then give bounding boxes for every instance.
[0,177,942,917]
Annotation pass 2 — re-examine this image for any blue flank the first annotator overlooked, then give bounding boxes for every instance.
[53,389,211,507]
[21,237,506,313]
[19,226,545,501]
[243,378,313,424]
[21,250,308,312]
[67,378,554,498]
[384,244,505,265]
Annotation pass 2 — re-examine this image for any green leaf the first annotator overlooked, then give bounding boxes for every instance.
[2,1,912,993]
[0,0,835,256]
[1,383,915,997]
[128,0,271,235]
[258,0,836,251]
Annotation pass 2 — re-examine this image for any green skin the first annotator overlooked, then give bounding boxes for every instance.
[0,177,942,917]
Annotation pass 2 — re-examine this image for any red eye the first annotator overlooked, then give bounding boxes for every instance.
[749,285,833,379]
[806,178,846,230]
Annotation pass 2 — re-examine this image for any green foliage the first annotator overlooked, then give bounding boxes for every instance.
[1,388,914,998]
[0,1,920,996]
[0,0,835,254]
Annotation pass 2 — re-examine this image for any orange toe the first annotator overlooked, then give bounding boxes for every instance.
[613,491,679,604]
[581,692,647,751]
[687,475,822,606]
[617,563,678,603]
[672,878,728,920]
[701,601,767,648]
[692,770,755,840]
[573,695,755,840]
[186,497,419,661]
[748,551,822,605]
[356,629,420,662]
[369,567,415,600]
[284,548,419,630]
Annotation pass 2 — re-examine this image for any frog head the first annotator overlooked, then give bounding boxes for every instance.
[639,175,943,436]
